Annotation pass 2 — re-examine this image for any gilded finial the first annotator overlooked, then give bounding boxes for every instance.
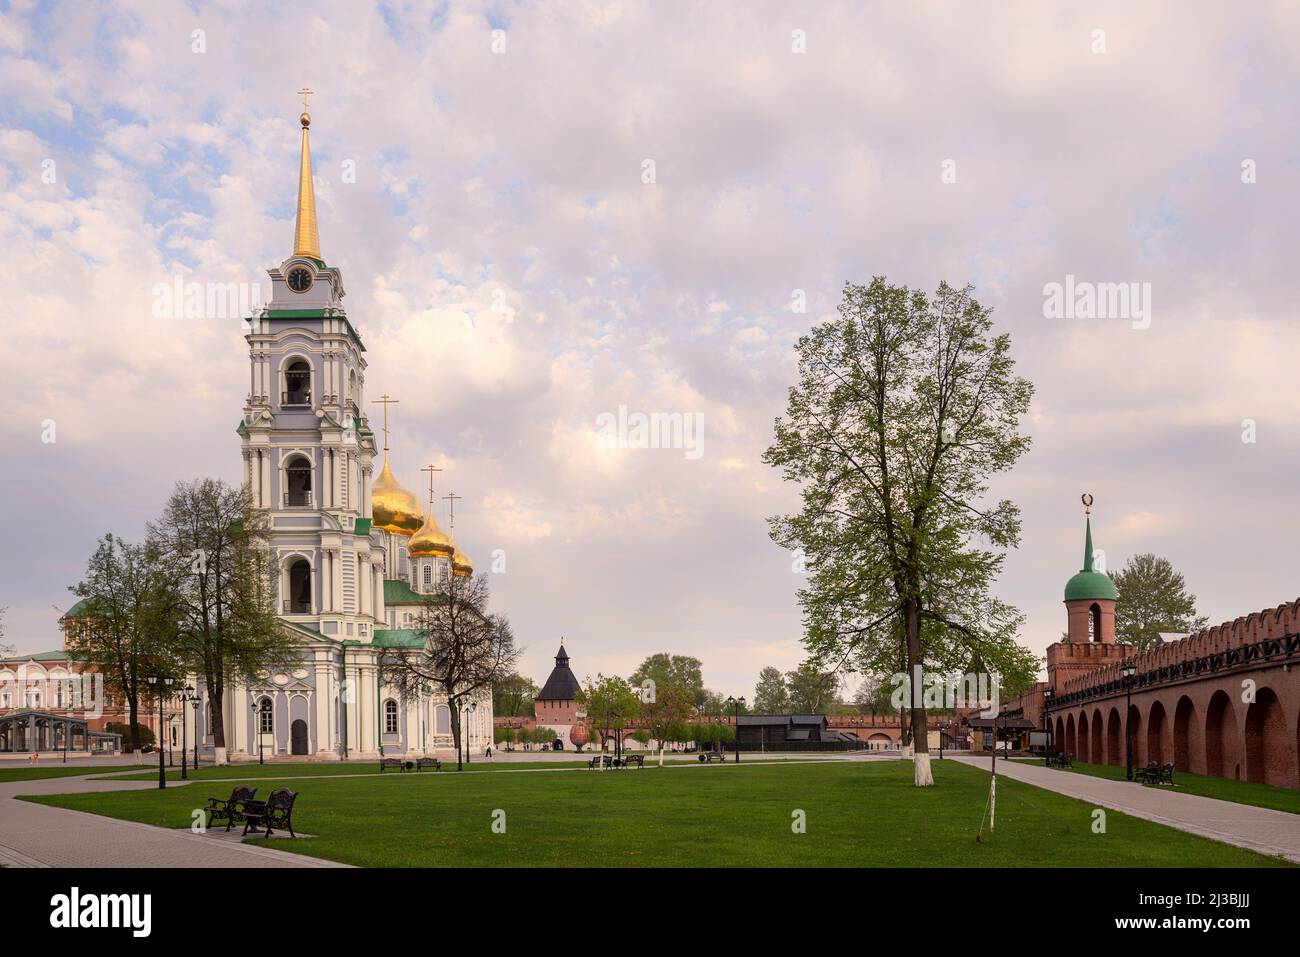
[1081,492,1093,515]
[292,88,320,259]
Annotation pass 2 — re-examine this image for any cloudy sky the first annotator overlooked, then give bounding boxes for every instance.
[3,1,1298,698]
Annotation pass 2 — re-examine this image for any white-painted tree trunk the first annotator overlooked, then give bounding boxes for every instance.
[658,746,665,767]
[214,746,228,767]
[913,751,934,786]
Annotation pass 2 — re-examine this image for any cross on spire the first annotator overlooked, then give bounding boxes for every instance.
[443,491,463,528]
[421,464,443,508]
[298,86,314,113]
[371,394,398,453]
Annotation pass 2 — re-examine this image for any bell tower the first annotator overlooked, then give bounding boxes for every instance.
[1063,493,1118,643]
[238,94,381,640]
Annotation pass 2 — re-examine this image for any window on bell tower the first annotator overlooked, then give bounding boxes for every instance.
[284,359,311,407]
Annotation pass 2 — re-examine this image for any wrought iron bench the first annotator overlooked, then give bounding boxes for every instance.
[622,754,645,768]
[242,788,299,838]
[699,751,727,763]
[379,758,408,773]
[1045,752,1072,768]
[588,754,614,769]
[205,786,257,831]
[1136,761,1160,784]
[416,757,441,772]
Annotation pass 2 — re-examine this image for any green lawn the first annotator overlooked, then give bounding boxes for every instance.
[0,765,136,783]
[98,755,802,783]
[22,759,1292,867]
[1015,759,1300,815]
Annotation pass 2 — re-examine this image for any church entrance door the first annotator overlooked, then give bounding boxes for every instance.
[291,719,309,755]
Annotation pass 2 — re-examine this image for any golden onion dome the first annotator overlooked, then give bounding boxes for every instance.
[409,506,455,558]
[450,536,473,577]
[371,458,423,535]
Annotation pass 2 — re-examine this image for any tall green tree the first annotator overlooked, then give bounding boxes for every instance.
[638,684,694,766]
[66,534,180,752]
[629,653,705,706]
[150,478,293,757]
[1112,554,1208,651]
[577,674,639,753]
[764,278,1038,786]
[493,673,538,717]
[752,665,789,712]
[785,661,840,713]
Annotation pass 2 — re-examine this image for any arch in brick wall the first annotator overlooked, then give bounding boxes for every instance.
[1173,695,1200,774]
[1205,690,1240,780]
[1076,712,1088,762]
[1128,704,1143,767]
[1065,713,1077,759]
[1147,700,1167,765]
[1244,687,1295,788]
[1106,707,1122,766]
[1090,707,1104,765]
[1055,716,1065,755]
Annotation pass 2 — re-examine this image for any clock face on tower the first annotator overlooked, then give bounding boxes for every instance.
[286,266,313,292]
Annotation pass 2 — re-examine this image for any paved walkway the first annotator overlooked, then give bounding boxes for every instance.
[954,756,1300,863]
[0,774,348,868]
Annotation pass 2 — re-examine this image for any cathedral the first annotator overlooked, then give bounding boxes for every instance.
[201,99,493,762]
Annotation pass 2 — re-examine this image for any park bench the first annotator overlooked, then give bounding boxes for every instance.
[1045,752,1072,768]
[622,754,645,768]
[1136,761,1160,784]
[242,788,299,839]
[699,751,727,763]
[416,757,441,772]
[379,758,408,773]
[205,786,257,831]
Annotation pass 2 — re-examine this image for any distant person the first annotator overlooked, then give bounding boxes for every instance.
[485,744,493,759]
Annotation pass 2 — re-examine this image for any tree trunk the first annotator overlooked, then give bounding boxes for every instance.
[127,698,141,752]
[209,686,226,747]
[905,597,934,786]
[658,743,665,767]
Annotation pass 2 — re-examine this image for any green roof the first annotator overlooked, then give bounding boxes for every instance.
[0,649,76,664]
[1064,515,1119,601]
[63,597,110,619]
[372,629,427,649]
[354,518,372,536]
[384,579,421,604]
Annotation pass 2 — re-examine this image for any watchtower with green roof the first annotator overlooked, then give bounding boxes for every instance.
[1063,493,1118,643]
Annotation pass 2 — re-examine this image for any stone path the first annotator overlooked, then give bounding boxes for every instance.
[953,755,1300,863]
[0,774,348,868]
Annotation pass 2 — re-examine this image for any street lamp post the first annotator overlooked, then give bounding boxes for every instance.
[180,685,193,781]
[191,693,201,772]
[466,700,477,764]
[145,673,175,789]
[726,696,745,762]
[250,702,265,765]
[1121,659,1137,781]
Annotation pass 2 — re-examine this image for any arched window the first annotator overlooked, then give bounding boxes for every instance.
[258,697,274,734]
[423,564,432,588]
[1089,603,1102,643]
[384,699,399,734]
[284,359,311,407]
[434,705,450,735]
[285,455,312,507]
[348,369,357,408]
[286,558,311,614]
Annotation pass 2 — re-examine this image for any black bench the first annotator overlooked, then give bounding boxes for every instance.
[622,754,645,768]
[205,786,257,831]
[416,757,441,772]
[242,788,298,839]
[1045,752,1072,768]
[379,758,409,773]
[699,751,727,763]
[588,754,613,769]
[1134,761,1175,786]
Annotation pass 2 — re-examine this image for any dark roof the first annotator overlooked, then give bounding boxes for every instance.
[964,717,1037,730]
[537,644,581,701]
[784,728,812,741]
[737,714,828,727]
[790,714,827,726]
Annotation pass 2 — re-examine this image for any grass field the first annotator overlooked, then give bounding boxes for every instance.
[1014,759,1300,815]
[0,765,136,783]
[22,758,1292,867]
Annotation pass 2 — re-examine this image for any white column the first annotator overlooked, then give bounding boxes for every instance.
[314,656,332,755]
[260,452,272,509]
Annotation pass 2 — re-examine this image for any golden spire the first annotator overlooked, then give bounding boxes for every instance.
[409,464,455,559]
[293,87,321,260]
